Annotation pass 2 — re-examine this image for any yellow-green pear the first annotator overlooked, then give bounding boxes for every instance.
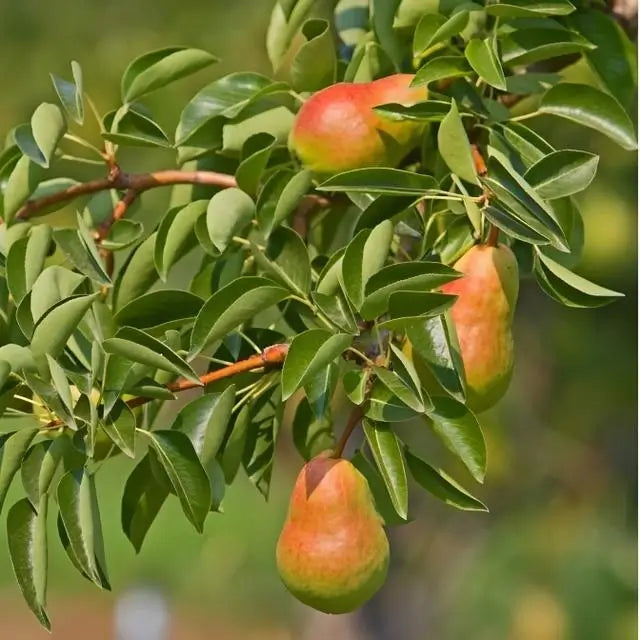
[276,452,389,614]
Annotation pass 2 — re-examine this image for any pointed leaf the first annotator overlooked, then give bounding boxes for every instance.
[101,399,136,458]
[31,103,66,168]
[438,100,478,184]
[115,290,204,330]
[0,429,38,514]
[318,168,438,195]
[525,150,599,200]
[50,60,84,124]
[413,11,470,57]
[465,38,506,90]
[291,19,337,92]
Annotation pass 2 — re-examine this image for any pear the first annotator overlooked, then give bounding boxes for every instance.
[276,452,389,614]
[441,243,519,412]
[289,74,427,175]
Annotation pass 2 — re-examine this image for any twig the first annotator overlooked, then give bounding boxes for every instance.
[334,407,364,458]
[42,343,289,429]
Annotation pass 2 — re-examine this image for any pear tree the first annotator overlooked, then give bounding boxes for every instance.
[0,0,635,626]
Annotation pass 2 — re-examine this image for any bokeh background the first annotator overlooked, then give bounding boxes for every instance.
[0,2,636,639]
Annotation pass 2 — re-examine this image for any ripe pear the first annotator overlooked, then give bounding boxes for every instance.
[441,243,519,412]
[276,452,389,614]
[290,74,427,175]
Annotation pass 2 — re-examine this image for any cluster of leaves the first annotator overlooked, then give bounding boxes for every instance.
[0,0,635,628]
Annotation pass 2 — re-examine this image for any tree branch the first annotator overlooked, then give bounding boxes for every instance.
[333,407,364,458]
[42,343,290,429]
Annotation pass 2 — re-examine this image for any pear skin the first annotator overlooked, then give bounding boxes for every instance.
[276,452,389,614]
[290,74,427,175]
[441,243,519,412]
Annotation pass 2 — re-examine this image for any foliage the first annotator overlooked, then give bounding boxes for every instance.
[0,0,635,627]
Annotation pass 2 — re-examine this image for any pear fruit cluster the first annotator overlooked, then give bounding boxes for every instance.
[289,74,427,175]
[276,452,389,614]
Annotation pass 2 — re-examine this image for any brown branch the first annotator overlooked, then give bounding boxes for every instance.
[471,144,487,176]
[43,343,290,428]
[333,407,364,458]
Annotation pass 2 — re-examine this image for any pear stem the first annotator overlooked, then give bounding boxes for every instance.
[334,408,364,458]
[486,224,499,247]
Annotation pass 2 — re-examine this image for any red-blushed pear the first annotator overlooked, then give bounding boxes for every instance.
[276,451,389,614]
[441,242,519,413]
[289,74,427,175]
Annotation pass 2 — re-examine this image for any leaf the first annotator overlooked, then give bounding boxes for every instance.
[114,233,158,309]
[374,100,458,122]
[343,367,370,406]
[50,60,84,124]
[534,251,624,308]
[104,326,200,383]
[101,399,136,458]
[291,19,337,92]
[7,225,52,304]
[341,221,393,310]
[406,312,467,403]
[121,47,218,102]
[379,291,457,330]
[0,429,38,515]
[485,0,575,17]
[30,293,99,358]
[292,397,334,461]
[427,396,486,483]
[413,11,470,57]
[3,156,45,223]
[235,133,276,196]
[190,276,289,356]
[30,266,85,323]
[101,219,144,251]
[7,497,50,629]
[365,380,420,423]
[483,204,549,245]
[524,150,599,200]
[141,430,211,532]
[360,261,461,321]
[115,290,203,331]
[269,169,313,232]
[207,187,255,253]
[266,0,317,70]
[30,103,66,168]
[103,106,170,148]
[281,329,352,400]
[373,367,424,413]
[353,195,415,234]
[154,200,207,280]
[252,226,311,297]
[412,56,472,87]
[465,38,506,90]
[438,101,478,184]
[121,455,169,553]
[363,419,408,519]
[500,29,595,67]
[405,449,487,511]
[318,168,438,195]
[171,386,235,464]
[539,83,637,151]
[372,0,403,69]
[57,470,109,589]
[53,228,111,285]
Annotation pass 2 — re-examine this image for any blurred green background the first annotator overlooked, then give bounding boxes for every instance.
[0,1,636,638]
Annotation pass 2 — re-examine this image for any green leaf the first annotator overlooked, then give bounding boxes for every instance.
[465,38,506,90]
[539,83,637,151]
[0,345,37,373]
[413,11,470,57]
[374,100,458,122]
[534,251,624,308]
[45,355,75,418]
[235,133,276,196]
[504,72,560,95]
[122,47,218,102]
[524,150,599,200]
[412,56,472,87]
[482,204,549,245]
[343,367,370,406]
[50,60,84,124]
[121,455,168,553]
[207,187,255,253]
[267,0,317,70]
[3,156,45,223]
[354,195,415,234]
[141,430,211,532]
[0,429,38,514]
[252,226,311,297]
[114,233,158,309]
[30,103,66,168]
[7,497,50,629]
[372,0,403,69]
[103,106,170,148]
[341,221,393,310]
[220,404,251,485]
[318,169,438,195]
[171,386,235,464]
[269,169,313,232]
[190,276,289,356]
[569,9,637,111]
[363,419,408,519]
[7,225,52,304]
[406,312,467,403]
[379,290,457,330]
[360,261,461,321]
[53,228,111,285]
[405,449,487,511]
[292,397,334,461]
[281,329,352,400]
[438,100,478,184]
[30,293,100,358]
[101,219,144,251]
[104,326,200,383]
[365,379,420,422]
[485,0,575,17]
[101,400,136,458]
[304,362,338,422]
[427,396,486,483]
[500,29,595,66]
[291,19,337,92]
[373,367,424,413]
[30,266,85,323]
[57,470,109,589]
[115,290,203,331]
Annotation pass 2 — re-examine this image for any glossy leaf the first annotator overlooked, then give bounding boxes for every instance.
[483,204,549,245]
[318,168,439,195]
[291,19,336,92]
[373,367,424,413]
[363,419,408,519]
[374,100,451,122]
[413,11,470,57]
[115,290,204,330]
[114,233,158,309]
[343,367,371,406]
[3,156,45,223]
[500,29,594,67]
[379,290,457,330]
[525,150,599,200]
[412,56,471,87]
[235,133,276,196]
[101,400,136,458]
[465,38,506,90]
[29,103,66,168]
[365,380,420,423]
[50,60,84,124]
[0,429,38,514]
[438,100,478,184]
[270,169,313,231]
[207,187,255,253]
[485,0,575,17]
[53,228,111,285]
[292,397,335,461]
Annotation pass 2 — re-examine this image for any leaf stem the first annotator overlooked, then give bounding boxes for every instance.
[510,111,540,122]
[333,407,364,458]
